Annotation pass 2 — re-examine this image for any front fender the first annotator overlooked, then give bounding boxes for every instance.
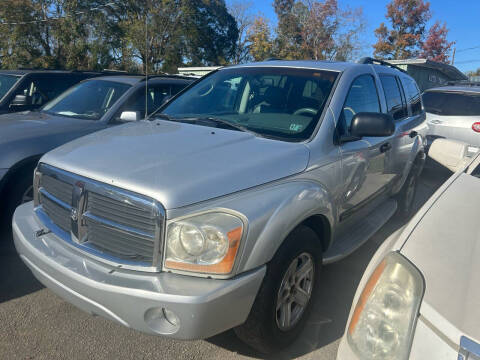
[238,180,334,272]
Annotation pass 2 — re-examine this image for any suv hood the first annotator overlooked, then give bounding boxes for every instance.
[0,111,97,144]
[41,120,310,209]
[401,172,480,346]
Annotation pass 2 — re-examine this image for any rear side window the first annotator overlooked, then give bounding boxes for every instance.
[380,75,407,120]
[341,74,380,133]
[423,91,480,116]
[401,77,422,116]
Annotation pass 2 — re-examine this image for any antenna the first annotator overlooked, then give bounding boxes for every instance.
[145,10,148,118]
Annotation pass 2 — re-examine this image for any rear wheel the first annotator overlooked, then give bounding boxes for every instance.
[396,166,419,220]
[234,225,322,354]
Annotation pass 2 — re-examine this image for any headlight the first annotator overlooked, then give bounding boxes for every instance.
[347,252,424,360]
[164,212,243,275]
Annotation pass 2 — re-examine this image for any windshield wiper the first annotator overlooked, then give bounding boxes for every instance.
[185,116,263,137]
[152,113,173,121]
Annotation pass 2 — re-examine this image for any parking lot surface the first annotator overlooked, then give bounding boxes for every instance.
[0,161,449,360]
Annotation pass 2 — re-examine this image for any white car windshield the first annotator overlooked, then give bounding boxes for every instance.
[43,80,131,120]
[159,67,338,141]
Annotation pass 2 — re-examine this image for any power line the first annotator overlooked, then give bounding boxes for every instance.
[0,2,116,26]
[456,45,480,53]
[455,59,480,65]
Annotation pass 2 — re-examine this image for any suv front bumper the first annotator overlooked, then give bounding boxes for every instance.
[13,202,265,340]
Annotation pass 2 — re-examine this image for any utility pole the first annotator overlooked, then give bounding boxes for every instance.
[451,46,456,65]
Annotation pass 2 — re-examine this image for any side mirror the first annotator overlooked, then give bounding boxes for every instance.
[119,111,141,122]
[350,112,395,138]
[10,94,28,107]
[428,138,471,172]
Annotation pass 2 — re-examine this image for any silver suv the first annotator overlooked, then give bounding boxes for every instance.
[13,60,427,353]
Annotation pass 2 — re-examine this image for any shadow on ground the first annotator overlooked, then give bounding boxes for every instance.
[0,228,44,303]
[207,160,451,359]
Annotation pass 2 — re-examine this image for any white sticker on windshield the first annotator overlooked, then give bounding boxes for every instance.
[290,124,303,132]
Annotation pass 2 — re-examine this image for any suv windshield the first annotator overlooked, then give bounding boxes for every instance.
[43,80,131,120]
[423,91,480,116]
[0,74,20,100]
[159,67,338,141]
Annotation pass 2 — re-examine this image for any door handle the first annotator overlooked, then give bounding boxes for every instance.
[430,119,442,124]
[380,142,392,153]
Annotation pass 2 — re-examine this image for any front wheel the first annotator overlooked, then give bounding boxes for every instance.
[234,225,322,354]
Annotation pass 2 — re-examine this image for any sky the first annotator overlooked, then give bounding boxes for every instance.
[227,0,480,73]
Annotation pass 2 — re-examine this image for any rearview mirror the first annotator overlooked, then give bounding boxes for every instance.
[428,138,471,172]
[119,111,141,122]
[350,112,395,138]
[10,94,28,107]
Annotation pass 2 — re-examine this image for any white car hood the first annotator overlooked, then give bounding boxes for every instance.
[401,172,480,346]
[41,120,310,210]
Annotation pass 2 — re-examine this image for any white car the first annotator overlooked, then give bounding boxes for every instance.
[337,139,480,360]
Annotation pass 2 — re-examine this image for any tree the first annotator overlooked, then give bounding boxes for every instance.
[273,0,305,59]
[420,21,454,63]
[301,0,365,61]
[373,0,431,59]
[228,1,254,64]
[247,16,273,61]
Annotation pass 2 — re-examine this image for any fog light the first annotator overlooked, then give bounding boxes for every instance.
[163,308,180,327]
[144,307,180,335]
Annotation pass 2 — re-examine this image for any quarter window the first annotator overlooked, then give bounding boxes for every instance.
[380,75,407,120]
[401,77,423,116]
[341,75,380,133]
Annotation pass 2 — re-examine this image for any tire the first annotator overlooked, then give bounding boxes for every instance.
[1,167,35,230]
[234,225,322,354]
[396,164,419,220]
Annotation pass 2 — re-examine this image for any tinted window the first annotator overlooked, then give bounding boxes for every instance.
[401,77,422,116]
[0,74,20,99]
[117,84,172,119]
[161,67,338,142]
[423,91,480,116]
[43,80,130,120]
[12,74,83,106]
[341,75,380,133]
[380,75,407,120]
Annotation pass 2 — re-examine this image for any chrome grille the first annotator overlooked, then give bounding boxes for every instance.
[33,164,164,271]
[40,193,71,232]
[87,192,157,234]
[41,175,73,205]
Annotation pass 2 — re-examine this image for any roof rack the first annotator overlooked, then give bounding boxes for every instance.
[357,57,407,73]
[264,57,283,61]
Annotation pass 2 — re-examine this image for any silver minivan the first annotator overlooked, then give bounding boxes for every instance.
[423,85,480,147]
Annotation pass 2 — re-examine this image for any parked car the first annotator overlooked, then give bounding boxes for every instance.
[0,75,193,226]
[0,69,107,114]
[423,85,480,147]
[337,138,480,360]
[13,59,427,353]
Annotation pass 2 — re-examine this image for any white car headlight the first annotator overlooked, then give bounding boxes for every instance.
[347,252,424,360]
[164,212,243,275]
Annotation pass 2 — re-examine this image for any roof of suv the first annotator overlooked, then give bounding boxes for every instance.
[226,59,409,77]
[0,69,110,76]
[85,75,195,85]
[426,86,480,94]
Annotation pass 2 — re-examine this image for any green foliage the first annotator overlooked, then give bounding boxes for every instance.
[0,0,238,72]
[373,0,431,59]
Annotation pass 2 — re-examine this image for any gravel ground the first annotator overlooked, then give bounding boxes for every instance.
[0,162,449,360]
